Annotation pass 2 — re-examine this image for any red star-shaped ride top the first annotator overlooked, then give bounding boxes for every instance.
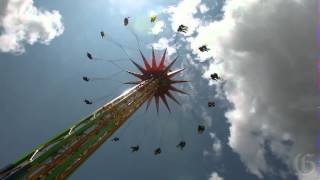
[125,48,188,113]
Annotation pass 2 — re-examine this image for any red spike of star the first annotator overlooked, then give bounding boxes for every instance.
[126,49,188,113]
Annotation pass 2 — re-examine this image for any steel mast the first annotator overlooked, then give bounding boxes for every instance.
[0,48,186,179]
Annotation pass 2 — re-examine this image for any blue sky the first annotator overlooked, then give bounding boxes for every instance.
[0,0,317,180]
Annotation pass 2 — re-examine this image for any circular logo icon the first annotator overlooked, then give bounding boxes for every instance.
[293,153,316,174]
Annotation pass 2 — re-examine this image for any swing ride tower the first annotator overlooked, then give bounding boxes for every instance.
[0,48,187,179]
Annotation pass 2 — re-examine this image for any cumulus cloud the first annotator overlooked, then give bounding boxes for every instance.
[200,106,213,127]
[0,0,64,54]
[203,149,210,157]
[188,0,317,179]
[161,0,316,179]
[208,172,224,180]
[165,0,202,36]
[150,20,166,35]
[209,132,222,155]
[152,37,176,56]
[199,4,209,14]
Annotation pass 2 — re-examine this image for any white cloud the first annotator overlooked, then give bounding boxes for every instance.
[209,132,222,155]
[161,0,317,179]
[203,149,210,157]
[199,4,209,14]
[152,37,176,56]
[208,172,224,180]
[0,0,64,54]
[150,20,165,35]
[201,107,213,127]
[212,140,222,155]
[188,0,317,179]
[165,0,202,36]
[148,10,157,17]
